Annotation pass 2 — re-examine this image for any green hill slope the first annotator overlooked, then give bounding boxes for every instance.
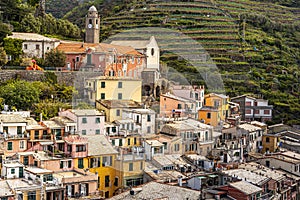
[60,0,300,124]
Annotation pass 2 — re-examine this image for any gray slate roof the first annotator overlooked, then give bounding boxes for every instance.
[109,181,201,200]
[85,135,118,156]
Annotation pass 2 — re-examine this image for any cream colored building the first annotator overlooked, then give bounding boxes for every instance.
[85,76,142,103]
[7,32,60,58]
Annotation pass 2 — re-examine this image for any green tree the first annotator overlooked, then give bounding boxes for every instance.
[0,80,41,110]
[33,99,71,120]
[44,49,66,68]
[3,38,23,65]
[0,22,12,43]
[0,47,8,68]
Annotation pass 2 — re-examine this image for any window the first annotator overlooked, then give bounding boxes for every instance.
[95,117,101,124]
[28,191,36,200]
[116,109,120,116]
[177,104,182,109]
[147,126,151,133]
[20,141,25,149]
[134,137,137,145]
[7,142,12,150]
[78,158,84,169]
[114,177,119,187]
[112,139,115,146]
[87,54,92,64]
[205,131,209,140]
[101,82,105,88]
[105,175,110,187]
[151,48,154,56]
[34,130,39,139]
[76,145,86,152]
[255,110,259,114]
[140,162,143,170]
[11,168,15,174]
[3,126,8,134]
[118,93,122,100]
[82,130,86,135]
[264,110,270,115]
[95,129,100,134]
[245,101,252,106]
[119,139,123,146]
[112,127,117,133]
[36,44,40,50]
[76,56,80,62]
[147,115,151,122]
[118,82,122,88]
[129,163,133,171]
[102,156,112,166]
[101,93,105,99]
[174,144,179,151]
[245,109,252,114]
[207,113,211,119]
[266,137,270,143]
[127,138,131,145]
[24,44,28,49]
[82,117,87,124]
[68,160,72,168]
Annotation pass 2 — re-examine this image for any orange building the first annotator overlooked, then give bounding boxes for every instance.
[160,93,197,118]
[198,107,219,127]
[56,42,145,75]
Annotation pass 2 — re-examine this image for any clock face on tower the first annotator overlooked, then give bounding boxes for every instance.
[88,24,92,28]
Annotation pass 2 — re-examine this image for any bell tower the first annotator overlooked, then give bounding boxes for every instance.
[85,6,100,43]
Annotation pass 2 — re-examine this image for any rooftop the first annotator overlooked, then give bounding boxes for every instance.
[97,100,142,109]
[85,135,118,156]
[64,135,88,145]
[8,32,59,42]
[238,123,262,132]
[238,162,285,182]
[145,139,164,147]
[110,37,152,50]
[109,181,200,200]
[69,109,104,116]
[223,169,270,185]
[229,181,262,195]
[25,166,53,175]
[0,114,27,123]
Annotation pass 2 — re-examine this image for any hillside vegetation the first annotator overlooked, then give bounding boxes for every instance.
[60,0,300,124]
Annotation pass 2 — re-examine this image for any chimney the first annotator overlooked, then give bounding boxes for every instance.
[39,113,43,122]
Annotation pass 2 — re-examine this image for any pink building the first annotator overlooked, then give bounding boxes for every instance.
[59,109,105,136]
[64,135,88,158]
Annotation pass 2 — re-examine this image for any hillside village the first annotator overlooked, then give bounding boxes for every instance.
[0,4,299,200]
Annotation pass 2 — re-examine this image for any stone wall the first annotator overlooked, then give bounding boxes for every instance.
[0,70,103,103]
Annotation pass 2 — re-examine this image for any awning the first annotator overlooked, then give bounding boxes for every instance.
[39,141,54,145]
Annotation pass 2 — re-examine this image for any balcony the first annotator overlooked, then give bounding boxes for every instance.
[117,153,145,161]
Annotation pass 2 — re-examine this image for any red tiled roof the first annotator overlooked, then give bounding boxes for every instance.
[56,42,142,56]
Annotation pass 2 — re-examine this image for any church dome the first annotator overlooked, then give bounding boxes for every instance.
[89,6,97,12]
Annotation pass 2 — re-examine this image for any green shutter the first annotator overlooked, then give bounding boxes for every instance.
[7,142,12,150]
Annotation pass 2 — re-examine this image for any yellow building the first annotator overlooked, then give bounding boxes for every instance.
[115,150,145,188]
[203,93,229,122]
[96,100,142,122]
[198,107,219,127]
[262,134,280,153]
[85,76,142,103]
[84,135,119,198]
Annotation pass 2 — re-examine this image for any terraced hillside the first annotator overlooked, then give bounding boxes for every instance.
[62,0,300,124]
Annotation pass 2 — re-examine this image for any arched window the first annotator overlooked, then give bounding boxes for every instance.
[266,137,270,143]
[151,48,154,56]
[89,19,92,24]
